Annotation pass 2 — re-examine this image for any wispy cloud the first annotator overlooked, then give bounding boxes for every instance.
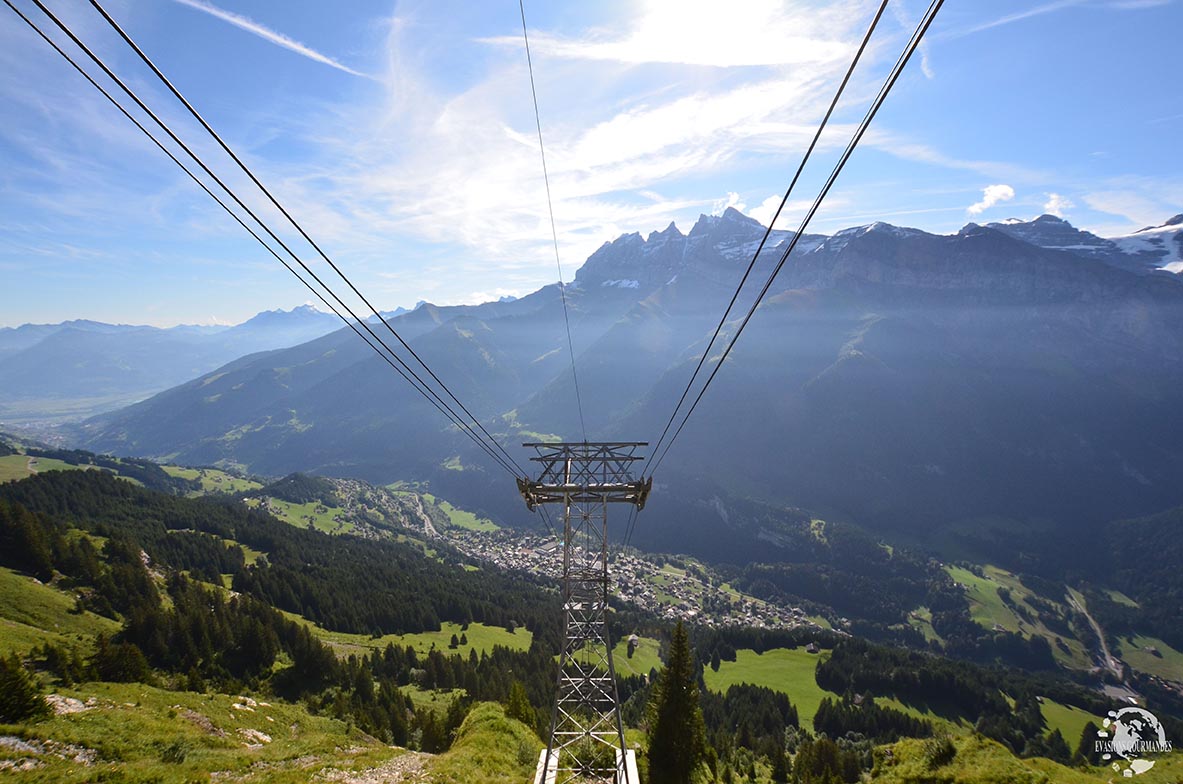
[942,0,1170,39]
[942,0,1086,39]
[1083,190,1171,227]
[866,131,1050,183]
[171,0,371,79]
[890,1,934,78]
[272,0,883,291]
[967,184,1015,215]
[482,0,855,67]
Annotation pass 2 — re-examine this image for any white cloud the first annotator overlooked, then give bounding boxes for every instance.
[272,0,885,295]
[967,184,1015,215]
[890,2,935,79]
[712,192,745,215]
[484,0,854,68]
[942,0,1086,39]
[1042,193,1073,217]
[865,130,1050,183]
[171,0,372,78]
[1082,190,1169,226]
[747,194,820,230]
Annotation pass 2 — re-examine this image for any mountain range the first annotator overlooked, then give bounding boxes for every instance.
[64,210,1183,562]
[0,305,341,424]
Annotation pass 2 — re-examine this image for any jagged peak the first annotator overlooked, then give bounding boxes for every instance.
[647,221,683,242]
[688,207,765,237]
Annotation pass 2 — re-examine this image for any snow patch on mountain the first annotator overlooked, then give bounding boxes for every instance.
[1108,215,1183,272]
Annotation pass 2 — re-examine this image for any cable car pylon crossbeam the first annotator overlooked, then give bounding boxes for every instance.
[520,442,647,784]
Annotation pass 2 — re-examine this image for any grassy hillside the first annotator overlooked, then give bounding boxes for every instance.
[703,647,834,730]
[288,616,533,658]
[875,733,1183,783]
[0,566,119,655]
[945,564,1092,669]
[426,702,542,783]
[162,465,263,495]
[0,680,397,783]
[612,635,662,678]
[0,454,86,483]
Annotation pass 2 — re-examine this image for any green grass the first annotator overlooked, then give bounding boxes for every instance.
[807,615,833,630]
[947,565,1020,633]
[703,647,832,730]
[400,685,466,713]
[879,697,970,733]
[906,606,942,643]
[612,635,662,678]
[242,497,351,534]
[1105,589,1139,608]
[283,616,532,659]
[0,681,398,783]
[0,567,119,656]
[162,465,263,495]
[875,734,1109,784]
[0,454,32,482]
[427,702,542,784]
[0,454,89,484]
[424,494,499,532]
[1118,634,1183,682]
[945,565,1092,669]
[1039,697,1094,747]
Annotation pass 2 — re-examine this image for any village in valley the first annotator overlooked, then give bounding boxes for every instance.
[443,527,833,633]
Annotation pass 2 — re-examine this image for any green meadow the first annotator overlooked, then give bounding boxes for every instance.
[703,647,833,730]
[0,566,119,656]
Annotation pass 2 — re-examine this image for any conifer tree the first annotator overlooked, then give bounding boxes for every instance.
[505,680,535,728]
[1075,720,1100,765]
[0,654,49,723]
[647,620,707,784]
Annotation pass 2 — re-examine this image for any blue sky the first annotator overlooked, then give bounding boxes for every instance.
[1,0,1180,327]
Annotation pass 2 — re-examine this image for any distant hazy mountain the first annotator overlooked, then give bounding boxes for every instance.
[986,213,1183,274]
[77,211,1183,560]
[0,305,341,423]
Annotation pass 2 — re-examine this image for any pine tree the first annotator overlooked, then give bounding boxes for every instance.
[0,653,49,723]
[505,680,535,728]
[771,745,789,782]
[1075,720,1099,765]
[647,620,708,784]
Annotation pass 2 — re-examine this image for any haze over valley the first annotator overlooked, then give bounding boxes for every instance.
[2,0,1182,781]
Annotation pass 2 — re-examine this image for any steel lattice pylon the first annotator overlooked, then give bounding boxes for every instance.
[518,443,650,784]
